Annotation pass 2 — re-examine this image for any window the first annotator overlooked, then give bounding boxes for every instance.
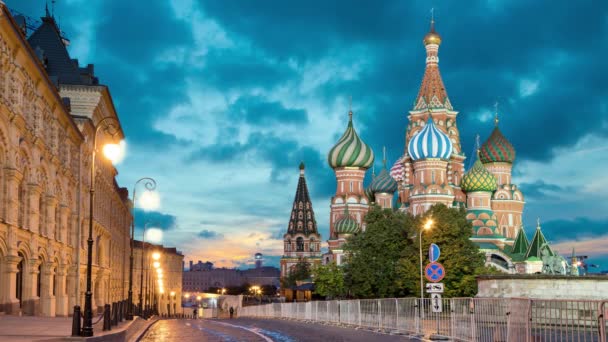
[431,171,435,184]
[349,182,353,192]
[296,237,304,251]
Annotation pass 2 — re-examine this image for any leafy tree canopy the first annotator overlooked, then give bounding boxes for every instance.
[281,259,311,288]
[312,262,346,299]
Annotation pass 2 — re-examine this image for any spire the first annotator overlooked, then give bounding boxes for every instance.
[494,101,499,127]
[287,163,318,236]
[526,219,554,259]
[45,1,51,17]
[382,146,387,168]
[511,226,530,255]
[415,15,450,111]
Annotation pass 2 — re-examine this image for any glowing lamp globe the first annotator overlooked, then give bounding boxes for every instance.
[102,140,126,165]
[138,190,160,211]
[146,228,163,243]
[152,252,161,261]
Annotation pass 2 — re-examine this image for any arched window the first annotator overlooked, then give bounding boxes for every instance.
[349,182,353,192]
[16,252,24,307]
[36,258,42,298]
[296,237,304,251]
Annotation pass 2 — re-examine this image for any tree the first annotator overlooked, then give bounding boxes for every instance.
[416,204,498,297]
[311,263,346,299]
[281,259,311,288]
[343,206,418,298]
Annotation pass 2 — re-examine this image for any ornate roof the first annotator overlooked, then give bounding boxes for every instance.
[413,21,452,111]
[480,126,516,164]
[511,227,530,255]
[286,163,319,236]
[408,117,453,160]
[389,156,405,182]
[462,154,497,192]
[334,206,360,235]
[370,158,398,194]
[328,110,374,169]
[525,220,554,259]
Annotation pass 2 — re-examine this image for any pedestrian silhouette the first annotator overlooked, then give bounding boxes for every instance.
[229,306,234,319]
[193,308,197,319]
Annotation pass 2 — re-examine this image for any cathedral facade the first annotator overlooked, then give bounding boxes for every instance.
[388,20,553,273]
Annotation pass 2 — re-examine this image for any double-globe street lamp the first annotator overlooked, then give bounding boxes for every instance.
[126,178,157,320]
[81,117,124,337]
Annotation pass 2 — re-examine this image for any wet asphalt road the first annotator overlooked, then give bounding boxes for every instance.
[140,318,416,341]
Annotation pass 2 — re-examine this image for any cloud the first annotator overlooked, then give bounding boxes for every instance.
[197,230,225,240]
[519,79,539,97]
[133,208,177,231]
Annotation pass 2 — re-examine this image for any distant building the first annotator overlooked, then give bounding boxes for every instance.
[183,256,280,292]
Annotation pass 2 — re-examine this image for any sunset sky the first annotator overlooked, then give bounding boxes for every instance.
[7,0,607,271]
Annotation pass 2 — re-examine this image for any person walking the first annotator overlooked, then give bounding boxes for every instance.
[193,308,197,319]
[229,307,234,319]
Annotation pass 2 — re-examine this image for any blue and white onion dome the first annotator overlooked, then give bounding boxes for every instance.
[407,116,453,160]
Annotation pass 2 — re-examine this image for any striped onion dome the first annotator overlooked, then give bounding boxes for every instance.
[480,126,516,164]
[370,161,398,194]
[328,111,374,169]
[407,117,453,160]
[364,170,376,202]
[389,156,405,182]
[334,206,360,235]
[462,154,497,192]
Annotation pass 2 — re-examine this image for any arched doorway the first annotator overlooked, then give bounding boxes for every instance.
[16,252,24,308]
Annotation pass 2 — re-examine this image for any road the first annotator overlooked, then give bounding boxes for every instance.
[140,318,417,341]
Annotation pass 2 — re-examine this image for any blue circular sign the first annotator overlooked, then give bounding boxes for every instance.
[425,262,445,282]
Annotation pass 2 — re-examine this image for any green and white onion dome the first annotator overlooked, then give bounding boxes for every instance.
[462,154,498,192]
[334,207,360,235]
[328,111,375,169]
[370,164,398,194]
[365,171,376,201]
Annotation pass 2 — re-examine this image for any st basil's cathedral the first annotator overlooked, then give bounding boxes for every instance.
[281,20,556,279]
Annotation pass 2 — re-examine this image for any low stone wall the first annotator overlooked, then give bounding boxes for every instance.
[477,274,608,300]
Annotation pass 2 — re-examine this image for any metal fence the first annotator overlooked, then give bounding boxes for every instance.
[240,298,608,341]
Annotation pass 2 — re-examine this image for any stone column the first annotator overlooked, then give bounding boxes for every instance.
[23,258,41,316]
[4,169,23,226]
[1,255,22,314]
[27,184,41,234]
[67,264,78,313]
[40,262,56,317]
[45,196,57,240]
[59,205,69,244]
[55,264,68,316]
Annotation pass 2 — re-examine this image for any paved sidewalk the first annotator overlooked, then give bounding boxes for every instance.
[0,315,156,342]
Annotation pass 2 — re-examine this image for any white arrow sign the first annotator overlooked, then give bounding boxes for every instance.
[431,293,443,313]
[426,283,444,293]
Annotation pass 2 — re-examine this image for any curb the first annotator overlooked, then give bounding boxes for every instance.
[132,318,160,342]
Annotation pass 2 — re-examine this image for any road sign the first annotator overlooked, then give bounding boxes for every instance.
[429,243,440,263]
[425,282,444,293]
[431,293,443,313]
[424,262,445,283]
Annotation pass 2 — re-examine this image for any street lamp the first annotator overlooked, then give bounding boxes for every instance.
[81,117,123,337]
[419,219,433,311]
[127,177,157,320]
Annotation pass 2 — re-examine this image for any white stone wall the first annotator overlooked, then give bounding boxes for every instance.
[477,276,608,300]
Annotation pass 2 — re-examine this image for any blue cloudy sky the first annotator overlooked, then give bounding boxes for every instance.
[7,0,608,270]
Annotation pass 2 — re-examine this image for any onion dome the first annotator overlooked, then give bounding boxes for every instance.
[423,19,442,46]
[334,206,360,235]
[407,117,453,161]
[389,156,405,182]
[364,168,376,201]
[370,159,398,194]
[462,154,497,192]
[328,110,374,169]
[479,126,516,164]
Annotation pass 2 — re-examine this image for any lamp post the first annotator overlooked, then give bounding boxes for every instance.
[127,178,157,320]
[81,117,122,337]
[419,219,433,318]
[138,222,152,318]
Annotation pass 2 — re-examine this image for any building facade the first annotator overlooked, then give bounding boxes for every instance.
[0,5,132,316]
[132,241,184,316]
[280,163,322,277]
[183,261,280,292]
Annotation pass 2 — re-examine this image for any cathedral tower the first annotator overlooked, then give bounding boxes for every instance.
[280,163,322,279]
[394,19,466,214]
[369,148,398,209]
[327,108,374,264]
[480,112,524,239]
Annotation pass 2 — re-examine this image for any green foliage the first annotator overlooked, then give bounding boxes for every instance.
[336,204,495,299]
[311,263,346,299]
[281,259,311,288]
[343,206,418,298]
[416,204,496,297]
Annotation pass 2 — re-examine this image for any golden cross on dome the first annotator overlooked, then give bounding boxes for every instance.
[494,101,499,126]
[348,95,353,119]
[475,134,481,154]
[431,8,435,23]
[537,217,541,228]
[383,146,387,166]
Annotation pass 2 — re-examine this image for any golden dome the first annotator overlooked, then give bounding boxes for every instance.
[423,20,442,46]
